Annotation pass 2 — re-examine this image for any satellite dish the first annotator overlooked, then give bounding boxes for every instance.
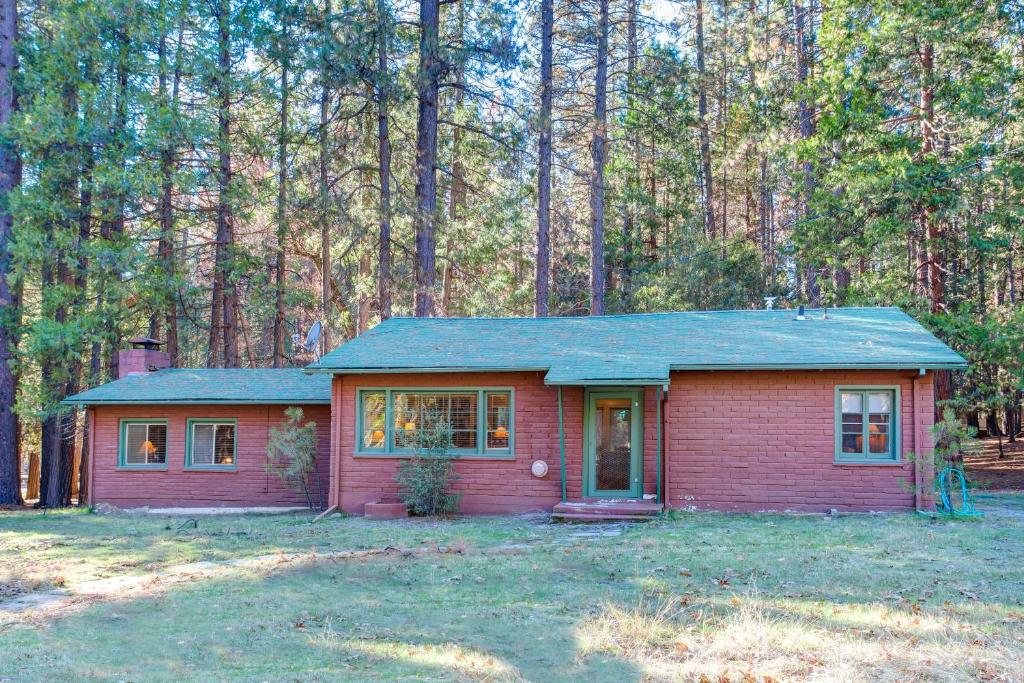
[304,321,323,353]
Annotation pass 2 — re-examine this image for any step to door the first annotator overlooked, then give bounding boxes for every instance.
[552,499,663,522]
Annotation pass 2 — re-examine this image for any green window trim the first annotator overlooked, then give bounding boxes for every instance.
[356,388,515,458]
[834,386,901,463]
[118,419,168,469]
[185,418,238,471]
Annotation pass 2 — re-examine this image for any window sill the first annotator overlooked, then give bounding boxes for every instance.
[353,451,515,461]
[834,459,904,467]
[184,466,238,472]
[117,465,168,472]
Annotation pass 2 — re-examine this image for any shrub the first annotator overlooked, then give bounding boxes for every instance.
[394,414,461,516]
[265,407,323,510]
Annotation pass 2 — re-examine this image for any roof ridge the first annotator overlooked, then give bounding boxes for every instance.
[381,306,902,323]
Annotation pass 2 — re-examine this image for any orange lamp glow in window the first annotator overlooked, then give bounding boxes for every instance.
[404,421,416,431]
[371,429,385,444]
[494,426,509,440]
[139,440,156,456]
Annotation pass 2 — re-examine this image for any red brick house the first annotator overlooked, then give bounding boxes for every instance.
[66,308,967,515]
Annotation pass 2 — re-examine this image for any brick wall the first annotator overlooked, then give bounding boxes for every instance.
[332,369,933,515]
[90,404,331,508]
[332,372,589,514]
[664,370,933,512]
[91,369,934,512]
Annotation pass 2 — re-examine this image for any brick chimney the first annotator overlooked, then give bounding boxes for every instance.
[118,337,171,379]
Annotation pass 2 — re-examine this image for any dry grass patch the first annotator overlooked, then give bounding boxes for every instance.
[576,588,1023,682]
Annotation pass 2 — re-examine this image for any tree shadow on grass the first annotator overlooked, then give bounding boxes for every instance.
[0,548,645,682]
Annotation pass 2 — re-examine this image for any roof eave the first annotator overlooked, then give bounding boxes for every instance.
[306,366,551,374]
[307,361,968,374]
[61,399,333,406]
[666,362,969,371]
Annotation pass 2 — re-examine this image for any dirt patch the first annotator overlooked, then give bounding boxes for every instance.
[963,437,1024,490]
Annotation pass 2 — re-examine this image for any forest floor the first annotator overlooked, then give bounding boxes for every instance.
[964,437,1024,490]
[1,500,1023,682]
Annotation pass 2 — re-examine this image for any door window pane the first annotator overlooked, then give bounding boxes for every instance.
[595,398,631,490]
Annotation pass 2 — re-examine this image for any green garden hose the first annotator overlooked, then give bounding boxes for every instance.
[935,465,982,517]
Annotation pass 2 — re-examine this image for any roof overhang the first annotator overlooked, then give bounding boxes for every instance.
[62,399,332,406]
[308,362,967,377]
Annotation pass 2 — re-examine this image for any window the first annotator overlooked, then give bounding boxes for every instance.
[358,389,513,457]
[836,388,898,462]
[120,420,167,468]
[186,419,237,469]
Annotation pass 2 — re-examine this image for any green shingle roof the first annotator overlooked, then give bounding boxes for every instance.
[63,369,332,405]
[310,307,967,385]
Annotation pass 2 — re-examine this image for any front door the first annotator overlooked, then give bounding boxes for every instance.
[584,389,643,498]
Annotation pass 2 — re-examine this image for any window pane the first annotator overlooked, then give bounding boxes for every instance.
[841,393,862,413]
[841,407,863,454]
[486,392,511,450]
[214,425,235,465]
[448,394,477,450]
[191,424,215,465]
[392,393,419,449]
[147,424,167,464]
[392,392,477,451]
[361,392,386,449]
[868,411,890,454]
[868,392,891,414]
[841,433,861,453]
[124,424,148,465]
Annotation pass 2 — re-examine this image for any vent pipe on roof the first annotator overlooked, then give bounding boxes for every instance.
[763,296,777,310]
[795,305,806,321]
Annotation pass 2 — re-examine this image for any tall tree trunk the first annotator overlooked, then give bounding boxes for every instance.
[319,0,333,350]
[918,41,942,313]
[272,5,290,367]
[375,0,392,320]
[211,0,238,367]
[794,0,818,305]
[92,20,130,383]
[590,0,609,316]
[534,0,553,317]
[157,0,188,367]
[696,0,715,239]
[40,80,81,509]
[413,0,441,317]
[621,0,638,304]
[443,0,466,318]
[0,0,18,505]
[917,40,950,416]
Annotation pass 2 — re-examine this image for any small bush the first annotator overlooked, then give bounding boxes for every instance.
[265,407,323,510]
[394,415,461,516]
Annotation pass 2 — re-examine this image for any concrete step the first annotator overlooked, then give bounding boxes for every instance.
[551,512,660,522]
[552,499,663,522]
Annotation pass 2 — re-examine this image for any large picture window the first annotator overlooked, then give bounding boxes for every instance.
[835,387,899,462]
[358,389,514,457]
[119,420,167,468]
[186,419,237,469]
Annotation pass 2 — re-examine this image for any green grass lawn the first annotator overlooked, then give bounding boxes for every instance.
[2,499,1023,682]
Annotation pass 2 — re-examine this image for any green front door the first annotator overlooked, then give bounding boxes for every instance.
[584,389,643,498]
